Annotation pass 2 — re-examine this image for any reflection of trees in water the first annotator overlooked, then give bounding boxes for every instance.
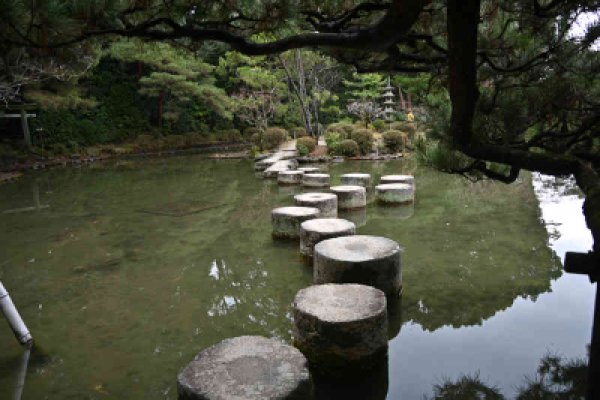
[205,259,290,339]
[393,173,563,331]
[533,173,583,200]
[428,354,587,400]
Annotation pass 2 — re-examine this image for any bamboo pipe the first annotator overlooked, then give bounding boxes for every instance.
[0,281,33,345]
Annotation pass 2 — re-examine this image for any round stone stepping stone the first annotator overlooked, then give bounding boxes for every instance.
[294,192,338,218]
[293,284,388,377]
[272,206,320,239]
[380,174,414,185]
[375,183,414,204]
[302,173,330,188]
[298,167,320,173]
[278,170,304,185]
[299,218,356,257]
[330,185,366,210]
[313,235,401,297]
[177,335,312,400]
[340,173,371,187]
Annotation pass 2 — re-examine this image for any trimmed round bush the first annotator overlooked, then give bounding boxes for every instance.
[372,119,386,132]
[349,129,374,155]
[290,126,309,137]
[327,122,353,137]
[390,121,417,136]
[264,127,288,149]
[324,131,343,155]
[336,139,359,157]
[383,130,407,153]
[296,137,317,154]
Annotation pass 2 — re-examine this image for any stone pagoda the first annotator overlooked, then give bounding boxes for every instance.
[382,76,395,121]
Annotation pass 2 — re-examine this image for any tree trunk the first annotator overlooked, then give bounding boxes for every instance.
[157,90,164,129]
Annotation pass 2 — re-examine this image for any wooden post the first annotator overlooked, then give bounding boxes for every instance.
[565,251,599,400]
[20,108,32,150]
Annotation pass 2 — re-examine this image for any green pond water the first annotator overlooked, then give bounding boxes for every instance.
[0,155,594,399]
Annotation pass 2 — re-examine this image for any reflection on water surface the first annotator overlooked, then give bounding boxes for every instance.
[0,157,593,399]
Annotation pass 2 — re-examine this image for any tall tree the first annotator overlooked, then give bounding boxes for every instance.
[109,39,232,129]
[279,49,340,136]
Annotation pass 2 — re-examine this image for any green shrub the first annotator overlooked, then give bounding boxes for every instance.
[297,144,309,156]
[390,121,417,135]
[289,126,308,138]
[326,122,354,137]
[324,131,343,154]
[244,127,261,138]
[296,136,317,154]
[336,139,359,157]
[216,129,242,142]
[349,128,374,155]
[383,130,407,153]
[372,119,386,132]
[264,127,287,149]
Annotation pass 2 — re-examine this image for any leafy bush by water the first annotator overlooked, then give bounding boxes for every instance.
[349,128,374,155]
[336,139,359,156]
[296,137,317,153]
[264,127,287,149]
[383,130,407,153]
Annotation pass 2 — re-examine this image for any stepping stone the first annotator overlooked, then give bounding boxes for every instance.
[313,235,402,297]
[272,206,320,239]
[379,174,414,185]
[263,160,298,178]
[293,284,388,377]
[299,218,356,257]
[298,167,320,173]
[330,185,366,210]
[278,170,304,185]
[177,336,312,400]
[375,183,414,204]
[340,173,371,187]
[294,193,338,218]
[302,173,330,188]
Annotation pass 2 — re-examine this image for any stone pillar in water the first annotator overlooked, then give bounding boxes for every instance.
[293,284,388,377]
[272,206,320,239]
[313,235,402,297]
[299,218,356,257]
[329,186,366,210]
[375,183,414,205]
[340,173,371,187]
[294,193,338,218]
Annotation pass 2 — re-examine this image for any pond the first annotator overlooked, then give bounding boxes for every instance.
[0,155,594,399]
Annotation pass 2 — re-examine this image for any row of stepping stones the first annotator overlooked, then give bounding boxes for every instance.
[175,167,415,399]
[277,168,415,205]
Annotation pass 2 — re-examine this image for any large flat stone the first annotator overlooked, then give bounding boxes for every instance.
[177,336,312,400]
